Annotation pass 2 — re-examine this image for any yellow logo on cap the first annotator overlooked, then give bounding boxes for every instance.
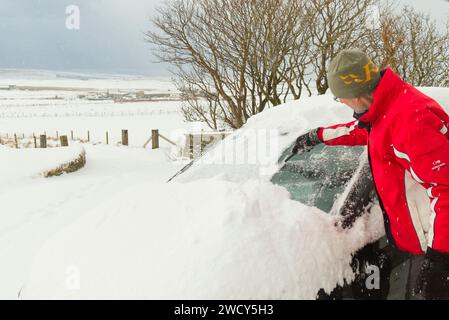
[338,61,379,85]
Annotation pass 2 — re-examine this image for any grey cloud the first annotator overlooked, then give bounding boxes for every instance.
[0,0,447,76]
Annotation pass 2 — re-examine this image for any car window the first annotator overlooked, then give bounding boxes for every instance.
[271,144,365,213]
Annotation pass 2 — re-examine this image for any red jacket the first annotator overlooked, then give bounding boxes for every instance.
[317,68,449,255]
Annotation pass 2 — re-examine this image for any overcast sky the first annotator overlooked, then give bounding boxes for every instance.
[0,0,448,77]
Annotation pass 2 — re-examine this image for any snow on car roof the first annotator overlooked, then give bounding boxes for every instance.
[178,87,449,183]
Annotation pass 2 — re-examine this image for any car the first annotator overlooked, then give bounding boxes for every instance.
[174,140,412,299]
[173,114,444,299]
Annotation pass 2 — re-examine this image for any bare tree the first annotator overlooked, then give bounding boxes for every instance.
[146,0,242,129]
[146,0,310,129]
[367,15,405,72]
[369,6,449,87]
[304,0,377,94]
[246,0,311,106]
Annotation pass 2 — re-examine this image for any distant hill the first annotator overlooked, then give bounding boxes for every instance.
[0,69,177,93]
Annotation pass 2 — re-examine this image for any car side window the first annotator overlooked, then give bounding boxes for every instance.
[271,144,365,213]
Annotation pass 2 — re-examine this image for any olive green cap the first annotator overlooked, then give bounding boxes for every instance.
[328,49,381,99]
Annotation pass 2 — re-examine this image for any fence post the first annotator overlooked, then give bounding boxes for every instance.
[71,130,74,140]
[189,134,194,159]
[60,135,68,147]
[122,129,128,146]
[14,134,18,149]
[40,134,47,148]
[34,135,37,148]
[200,130,203,156]
[106,131,109,145]
[152,129,159,149]
[87,130,90,142]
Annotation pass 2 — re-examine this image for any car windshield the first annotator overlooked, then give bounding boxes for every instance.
[271,144,365,213]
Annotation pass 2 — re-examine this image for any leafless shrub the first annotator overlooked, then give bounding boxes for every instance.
[146,0,311,129]
[369,6,449,86]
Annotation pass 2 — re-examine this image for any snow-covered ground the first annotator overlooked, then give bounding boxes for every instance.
[1,71,448,299]
[0,144,185,299]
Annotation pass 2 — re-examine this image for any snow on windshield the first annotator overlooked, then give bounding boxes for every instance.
[271,144,365,213]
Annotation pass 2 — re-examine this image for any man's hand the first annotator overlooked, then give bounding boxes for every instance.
[415,248,449,300]
[292,128,323,155]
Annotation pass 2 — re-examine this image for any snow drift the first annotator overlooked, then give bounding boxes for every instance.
[0,145,86,188]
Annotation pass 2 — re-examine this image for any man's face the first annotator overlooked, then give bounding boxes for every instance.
[337,96,372,114]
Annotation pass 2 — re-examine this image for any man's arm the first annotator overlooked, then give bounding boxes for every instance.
[317,120,368,146]
[291,120,368,156]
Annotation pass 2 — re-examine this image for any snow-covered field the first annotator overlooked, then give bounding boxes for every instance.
[0,69,213,151]
[0,69,177,92]
[1,70,448,300]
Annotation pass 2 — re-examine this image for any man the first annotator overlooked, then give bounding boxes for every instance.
[292,49,449,300]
